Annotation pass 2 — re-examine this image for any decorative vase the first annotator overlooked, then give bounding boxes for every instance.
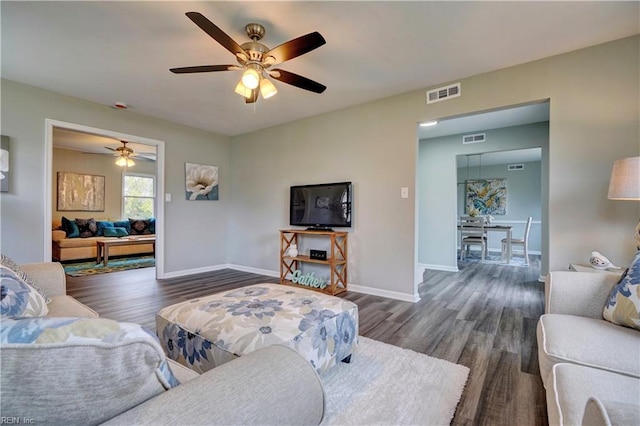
[287,244,298,257]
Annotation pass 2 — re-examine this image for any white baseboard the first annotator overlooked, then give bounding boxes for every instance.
[227,264,280,278]
[163,263,419,303]
[348,284,420,303]
[161,263,229,279]
[418,262,459,273]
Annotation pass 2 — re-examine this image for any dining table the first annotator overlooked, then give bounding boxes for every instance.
[458,223,513,264]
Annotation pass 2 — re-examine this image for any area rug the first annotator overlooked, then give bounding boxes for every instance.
[320,336,469,425]
[63,256,155,277]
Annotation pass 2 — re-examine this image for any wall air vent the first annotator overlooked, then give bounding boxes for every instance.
[426,83,461,104]
[508,164,525,171]
[462,133,486,144]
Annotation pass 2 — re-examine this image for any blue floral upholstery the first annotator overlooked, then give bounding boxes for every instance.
[157,283,358,373]
[1,255,49,318]
[603,251,640,330]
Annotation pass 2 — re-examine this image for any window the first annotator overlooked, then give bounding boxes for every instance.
[123,173,155,219]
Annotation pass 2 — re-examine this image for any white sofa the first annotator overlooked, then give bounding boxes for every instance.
[537,271,640,425]
[2,262,325,425]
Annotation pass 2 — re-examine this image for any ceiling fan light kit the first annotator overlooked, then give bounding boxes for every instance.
[114,141,136,167]
[170,12,326,104]
[115,156,135,167]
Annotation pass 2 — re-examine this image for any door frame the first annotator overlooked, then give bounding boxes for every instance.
[44,119,167,278]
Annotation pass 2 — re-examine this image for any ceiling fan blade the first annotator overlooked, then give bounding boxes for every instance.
[185,12,247,56]
[270,69,326,94]
[170,65,236,74]
[244,89,259,104]
[265,32,326,65]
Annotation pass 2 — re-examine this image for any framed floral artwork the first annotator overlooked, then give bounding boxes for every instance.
[465,178,507,216]
[57,172,105,211]
[185,163,218,200]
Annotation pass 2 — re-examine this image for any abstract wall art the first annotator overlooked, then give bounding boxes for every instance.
[465,178,507,216]
[57,172,105,211]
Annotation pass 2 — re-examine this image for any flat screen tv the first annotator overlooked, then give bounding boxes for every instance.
[290,182,352,230]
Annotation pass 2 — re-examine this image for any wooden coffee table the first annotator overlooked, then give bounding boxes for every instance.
[96,237,156,267]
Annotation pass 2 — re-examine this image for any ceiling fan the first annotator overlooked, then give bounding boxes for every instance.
[105,141,154,167]
[170,12,327,103]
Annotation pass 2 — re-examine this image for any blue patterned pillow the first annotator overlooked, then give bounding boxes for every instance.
[113,220,132,234]
[1,317,180,424]
[103,227,128,237]
[1,255,50,319]
[96,221,114,236]
[603,251,640,330]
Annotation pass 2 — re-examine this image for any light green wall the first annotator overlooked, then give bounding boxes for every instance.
[419,122,548,269]
[230,36,639,299]
[1,80,231,273]
[1,36,638,300]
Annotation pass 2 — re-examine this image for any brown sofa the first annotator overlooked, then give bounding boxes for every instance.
[52,229,155,261]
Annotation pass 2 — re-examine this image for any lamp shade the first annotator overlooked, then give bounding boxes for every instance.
[234,81,253,98]
[241,67,260,90]
[115,156,135,167]
[259,78,277,99]
[608,156,640,200]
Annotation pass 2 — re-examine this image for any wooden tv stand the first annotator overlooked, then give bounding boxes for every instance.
[279,229,348,296]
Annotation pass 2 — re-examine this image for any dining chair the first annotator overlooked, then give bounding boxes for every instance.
[459,216,487,262]
[502,216,532,265]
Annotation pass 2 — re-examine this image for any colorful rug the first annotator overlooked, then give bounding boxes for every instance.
[63,256,155,277]
[320,336,469,425]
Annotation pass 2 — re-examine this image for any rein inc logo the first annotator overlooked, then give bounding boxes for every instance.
[291,270,327,290]
[1,418,35,424]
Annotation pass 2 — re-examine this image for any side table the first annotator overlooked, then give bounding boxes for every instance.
[568,263,624,278]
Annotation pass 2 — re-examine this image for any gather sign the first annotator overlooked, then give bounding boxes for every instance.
[291,270,327,290]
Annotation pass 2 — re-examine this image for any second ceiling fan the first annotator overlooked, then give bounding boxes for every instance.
[170,12,327,103]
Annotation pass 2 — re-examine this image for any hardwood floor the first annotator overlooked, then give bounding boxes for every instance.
[66,257,547,426]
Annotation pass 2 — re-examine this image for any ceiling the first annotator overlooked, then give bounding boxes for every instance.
[53,128,157,160]
[2,2,638,138]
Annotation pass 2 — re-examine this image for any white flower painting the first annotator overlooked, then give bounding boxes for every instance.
[185,163,219,201]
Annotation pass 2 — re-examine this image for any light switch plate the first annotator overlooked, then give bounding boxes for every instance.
[401,187,409,198]
[165,193,172,202]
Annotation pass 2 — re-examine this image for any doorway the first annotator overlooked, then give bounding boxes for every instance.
[43,119,166,278]
[416,101,550,281]
[456,148,542,262]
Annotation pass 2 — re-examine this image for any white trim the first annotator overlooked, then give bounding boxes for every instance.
[162,263,420,303]
[348,284,420,303]
[44,119,166,278]
[227,264,280,278]
[486,219,542,225]
[419,262,459,272]
[161,263,229,279]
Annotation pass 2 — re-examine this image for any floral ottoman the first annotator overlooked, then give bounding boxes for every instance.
[156,283,358,374]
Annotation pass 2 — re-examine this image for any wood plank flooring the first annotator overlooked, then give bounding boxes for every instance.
[66,257,547,426]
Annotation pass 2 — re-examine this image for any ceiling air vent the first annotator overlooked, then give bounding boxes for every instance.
[426,83,461,104]
[462,133,486,144]
[508,164,525,171]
